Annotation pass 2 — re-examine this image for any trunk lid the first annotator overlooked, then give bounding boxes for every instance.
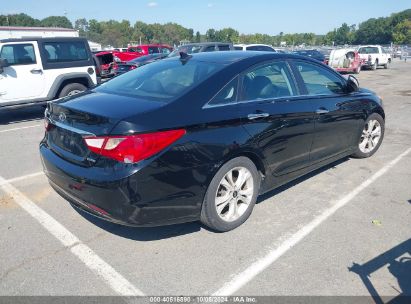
[45,90,166,166]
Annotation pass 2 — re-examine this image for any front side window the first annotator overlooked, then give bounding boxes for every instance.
[95,58,224,102]
[296,61,345,95]
[241,61,295,101]
[42,41,88,62]
[161,48,171,54]
[148,47,160,54]
[0,44,36,65]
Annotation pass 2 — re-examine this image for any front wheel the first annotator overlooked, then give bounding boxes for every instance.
[351,113,385,158]
[201,157,260,232]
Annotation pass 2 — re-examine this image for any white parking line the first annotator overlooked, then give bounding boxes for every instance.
[213,147,411,296]
[0,175,145,296]
[0,124,42,134]
[0,171,44,186]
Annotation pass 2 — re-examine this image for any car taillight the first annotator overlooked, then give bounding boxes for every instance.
[83,129,186,163]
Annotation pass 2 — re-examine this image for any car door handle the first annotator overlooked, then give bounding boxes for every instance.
[248,113,269,120]
[30,68,43,74]
[316,108,330,114]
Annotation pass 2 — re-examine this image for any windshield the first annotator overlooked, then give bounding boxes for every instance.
[169,45,204,57]
[95,58,224,102]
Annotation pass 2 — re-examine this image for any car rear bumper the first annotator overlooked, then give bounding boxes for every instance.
[40,142,203,227]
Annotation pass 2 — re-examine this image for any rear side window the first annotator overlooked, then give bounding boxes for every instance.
[208,76,238,106]
[296,61,345,95]
[204,46,216,52]
[218,45,231,51]
[246,45,275,52]
[241,61,295,101]
[43,41,88,62]
[96,59,224,102]
[0,44,36,65]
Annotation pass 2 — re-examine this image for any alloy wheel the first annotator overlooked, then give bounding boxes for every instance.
[67,89,82,96]
[215,167,254,222]
[359,119,382,153]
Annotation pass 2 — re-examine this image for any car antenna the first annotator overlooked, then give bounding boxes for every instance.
[179,51,192,64]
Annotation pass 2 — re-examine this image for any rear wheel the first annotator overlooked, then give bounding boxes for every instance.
[201,157,260,232]
[59,83,87,98]
[384,60,390,69]
[351,113,384,158]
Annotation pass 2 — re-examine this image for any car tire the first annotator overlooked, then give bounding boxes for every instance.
[59,83,87,98]
[200,157,261,232]
[384,60,390,69]
[351,113,385,159]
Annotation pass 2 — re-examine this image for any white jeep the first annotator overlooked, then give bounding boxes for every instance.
[0,37,98,109]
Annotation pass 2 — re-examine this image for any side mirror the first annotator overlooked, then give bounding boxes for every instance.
[0,58,9,68]
[0,58,9,74]
[346,75,359,93]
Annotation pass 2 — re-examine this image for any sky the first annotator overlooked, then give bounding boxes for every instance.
[1,0,410,35]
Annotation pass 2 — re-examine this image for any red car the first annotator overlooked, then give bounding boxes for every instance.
[328,48,363,74]
[94,51,118,78]
[112,44,173,62]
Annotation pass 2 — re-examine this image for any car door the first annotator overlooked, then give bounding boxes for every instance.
[0,42,45,103]
[290,60,362,163]
[238,60,316,177]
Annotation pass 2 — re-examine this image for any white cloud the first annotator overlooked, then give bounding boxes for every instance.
[207,3,214,8]
[147,2,158,7]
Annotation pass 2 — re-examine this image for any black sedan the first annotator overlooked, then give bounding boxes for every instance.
[114,53,168,75]
[292,49,326,63]
[40,52,385,232]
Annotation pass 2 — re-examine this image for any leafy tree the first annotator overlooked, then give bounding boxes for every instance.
[0,13,40,26]
[206,28,216,41]
[41,16,72,28]
[393,20,411,44]
[74,18,88,36]
[195,31,201,42]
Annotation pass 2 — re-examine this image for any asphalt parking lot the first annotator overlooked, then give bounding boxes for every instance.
[0,60,410,300]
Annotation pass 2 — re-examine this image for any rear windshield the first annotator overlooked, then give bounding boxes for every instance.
[358,47,379,54]
[95,58,224,102]
[42,41,88,62]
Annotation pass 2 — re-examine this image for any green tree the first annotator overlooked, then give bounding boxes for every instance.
[0,13,40,26]
[74,18,88,36]
[195,31,201,42]
[206,28,216,41]
[393,20,411,44]
[41,16,73,28]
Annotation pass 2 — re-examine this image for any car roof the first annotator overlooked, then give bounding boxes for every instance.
[234,44,274,48]
[0,37,88,43]
[179,42,232,47]
[167,50,306,64]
